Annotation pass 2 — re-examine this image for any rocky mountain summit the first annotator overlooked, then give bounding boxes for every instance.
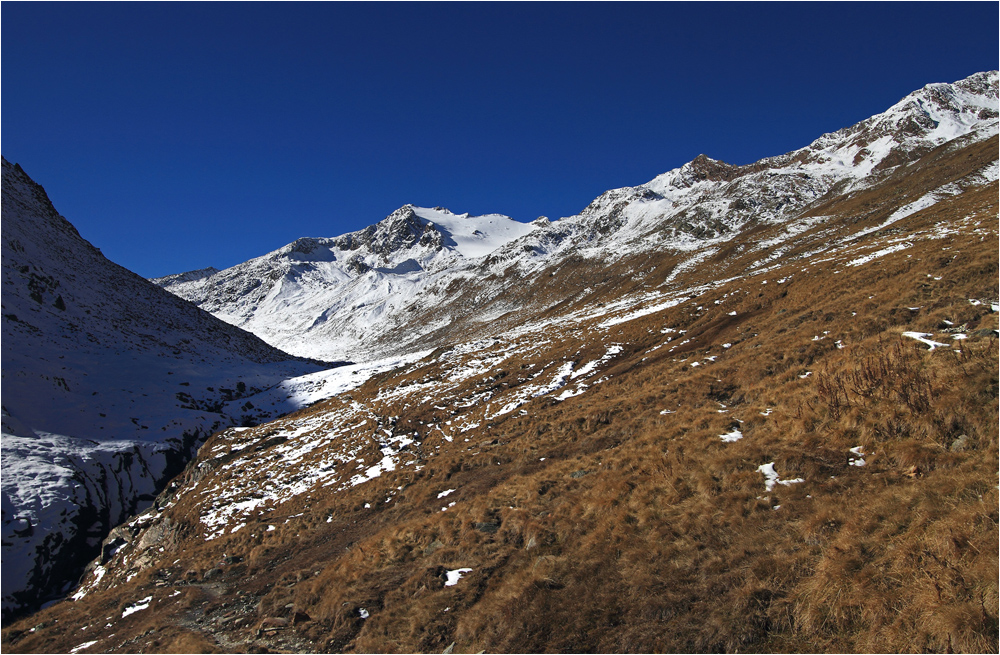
[2,72,998,653]
[152,205,540,361]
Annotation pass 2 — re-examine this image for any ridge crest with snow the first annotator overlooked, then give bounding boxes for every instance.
[155,71,998,363]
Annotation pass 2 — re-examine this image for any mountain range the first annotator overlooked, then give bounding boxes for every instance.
[153,71,998,363]
[1,71,997,652]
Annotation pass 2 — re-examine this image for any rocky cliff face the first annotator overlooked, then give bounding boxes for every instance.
[1,159,335,621]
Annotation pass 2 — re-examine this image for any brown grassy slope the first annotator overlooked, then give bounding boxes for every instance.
[2,157,997,652]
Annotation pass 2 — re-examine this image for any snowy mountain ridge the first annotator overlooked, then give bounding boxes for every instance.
[559,70,999,252]
[155,71,999,363]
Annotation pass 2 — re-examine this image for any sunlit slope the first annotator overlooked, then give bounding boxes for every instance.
[152,205,542,361]
[7,89,997,653]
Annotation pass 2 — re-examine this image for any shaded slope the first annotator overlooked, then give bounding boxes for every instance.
[0,158,331,621]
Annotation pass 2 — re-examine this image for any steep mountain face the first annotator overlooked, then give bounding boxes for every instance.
[4,71,994,653]
[154,71,999,365]
[152,206,540,361]
[0,158,345,621]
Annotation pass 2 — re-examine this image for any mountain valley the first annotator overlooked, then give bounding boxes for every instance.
[2,71,998,653]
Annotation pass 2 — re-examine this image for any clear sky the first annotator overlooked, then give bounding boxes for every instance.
[3,2,997,278]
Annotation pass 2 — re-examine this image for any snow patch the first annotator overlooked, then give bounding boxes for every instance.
[756,463,805,492]
[121,596,153,618]
[901,332,950,351]
[719,429,743,443]
[444,568,473,586]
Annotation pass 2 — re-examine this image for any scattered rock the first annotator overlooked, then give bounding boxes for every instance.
[256,617,289,637]
[136,517,176,552]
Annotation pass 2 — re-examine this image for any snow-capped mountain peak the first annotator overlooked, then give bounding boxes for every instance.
[325,204,538,265]
[152,206,539,361]
[408,206,539,259]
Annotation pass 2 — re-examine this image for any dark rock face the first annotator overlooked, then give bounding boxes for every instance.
[355,206,445,259]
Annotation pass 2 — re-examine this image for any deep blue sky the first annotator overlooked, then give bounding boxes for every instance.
[3,2,997,278]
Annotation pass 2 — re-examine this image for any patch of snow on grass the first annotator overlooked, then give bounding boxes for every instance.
[901,332,950,351]
[719,429,743,443]
[444,568,473,586]
[121,596,153,618]
[845,242,912,267]
[599,294,688,328]
[756,463,805,492]
[348,454,397,488]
